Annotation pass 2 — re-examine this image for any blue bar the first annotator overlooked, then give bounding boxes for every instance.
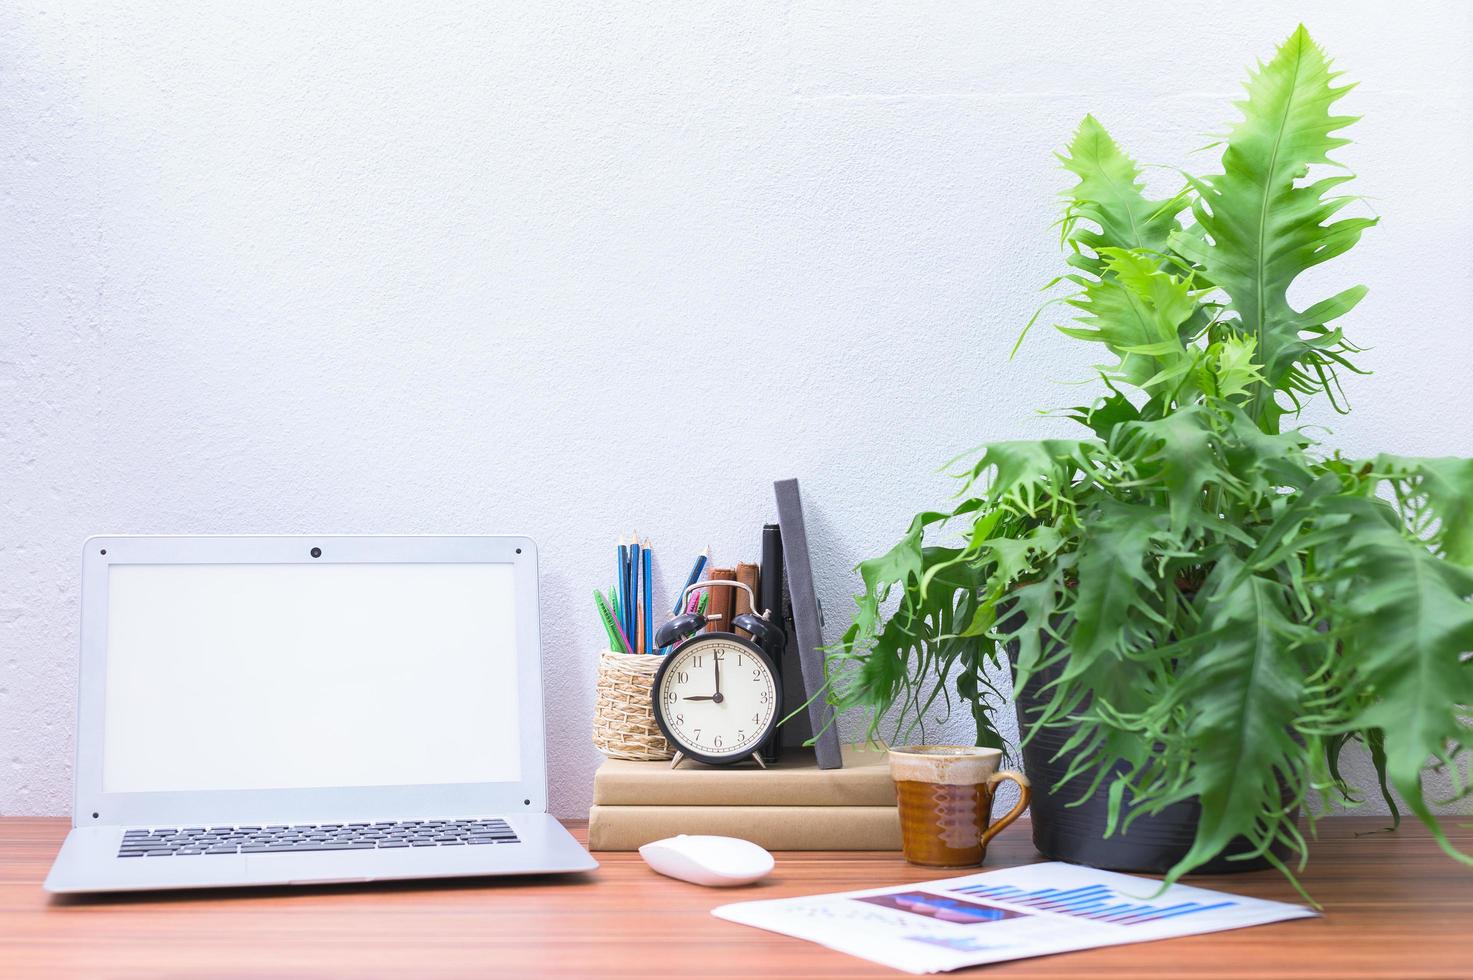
[1080,903,1134,920]
[1129,900,1235,924]
[1030,885,1107,906]
[1060,901,1113,915]
[1115,902,1200,924]
[1031,897,1112,912]
[1097,904,1154,922]
[1046,897,1109,912]
[1026,897,1103,912]
[1032,887,1111,911]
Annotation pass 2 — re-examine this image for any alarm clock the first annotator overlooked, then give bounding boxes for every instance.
[651,580,785,769]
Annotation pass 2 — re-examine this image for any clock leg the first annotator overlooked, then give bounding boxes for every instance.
[749,752,767,770]
[669,750,686,770]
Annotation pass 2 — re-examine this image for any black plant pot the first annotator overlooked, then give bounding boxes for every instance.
[1012,658,1290,874]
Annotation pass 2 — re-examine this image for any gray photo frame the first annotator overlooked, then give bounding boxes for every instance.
[774,479,843,769]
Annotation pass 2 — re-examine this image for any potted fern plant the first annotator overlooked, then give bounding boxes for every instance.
[829,26,1473,893]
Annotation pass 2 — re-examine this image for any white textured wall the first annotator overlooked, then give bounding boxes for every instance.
[4,2,1471,820]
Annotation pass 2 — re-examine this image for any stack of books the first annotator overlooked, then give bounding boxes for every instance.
[588,744,900,850]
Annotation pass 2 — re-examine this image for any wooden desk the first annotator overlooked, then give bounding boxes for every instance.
[2,816,1468,977]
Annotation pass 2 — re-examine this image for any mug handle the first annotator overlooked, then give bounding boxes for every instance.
[980,770,1032,847]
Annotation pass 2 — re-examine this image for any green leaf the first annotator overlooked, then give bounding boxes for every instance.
[1328,501,1473,861]
[1059,248,1201,398]
[999,564,1070,697]
[1058,501,1160,676]
[1364,728,1400,826]
[1204,334,1266,402]
[1058,114,1184,272]
[1114,405,1227,533]
[952,440,1092,516]
[1373,455,1473,567]
[1188,25,1376,431]
[1064,385,1142,439]
[1156,564,1310,885]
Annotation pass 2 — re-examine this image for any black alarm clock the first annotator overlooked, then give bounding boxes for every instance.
[651,580,785,768]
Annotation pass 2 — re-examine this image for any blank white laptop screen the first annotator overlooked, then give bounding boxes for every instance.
[101,562,522,794]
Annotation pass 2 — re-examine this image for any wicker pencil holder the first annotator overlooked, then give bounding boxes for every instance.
[592,649,673,761]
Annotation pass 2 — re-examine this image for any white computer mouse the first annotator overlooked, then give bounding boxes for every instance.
[638,834,775,887]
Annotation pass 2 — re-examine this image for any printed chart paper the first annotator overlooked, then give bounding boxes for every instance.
[712,861,1315,973]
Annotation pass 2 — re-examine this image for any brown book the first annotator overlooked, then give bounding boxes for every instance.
[704,567,736,632]
[593,744,894,807]
[732,562,759,638]
[588,804,901,851]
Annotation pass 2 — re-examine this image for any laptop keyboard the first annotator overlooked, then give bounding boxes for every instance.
[116,818,519,857]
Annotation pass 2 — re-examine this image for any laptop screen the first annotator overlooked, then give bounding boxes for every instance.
[100,562,522,794]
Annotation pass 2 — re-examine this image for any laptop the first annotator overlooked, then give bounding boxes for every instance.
[44,535,597,893]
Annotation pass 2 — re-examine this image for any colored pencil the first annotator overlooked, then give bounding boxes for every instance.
[594,588,618,649]
[628,533,641,646]
[613,540,622,631]
[671,549,709,616]
[642,539,653,654]
[635,564,646,655]
[616,536,630,646]
[636,604,645,653]
[611,595,635,655]
[631,535,640,643]
[594,589,630,654]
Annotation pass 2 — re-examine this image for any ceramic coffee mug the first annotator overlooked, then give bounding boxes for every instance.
[889,745,1031,868]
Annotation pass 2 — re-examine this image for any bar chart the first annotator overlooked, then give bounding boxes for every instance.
[951,882,1236,926]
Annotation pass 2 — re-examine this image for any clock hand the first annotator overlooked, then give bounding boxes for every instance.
[682,695,717,701]
[714,655,722,698]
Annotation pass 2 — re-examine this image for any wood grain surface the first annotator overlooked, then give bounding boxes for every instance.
[2,816,1468,978]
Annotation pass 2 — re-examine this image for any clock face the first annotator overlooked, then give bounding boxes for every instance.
[653,635,778,763]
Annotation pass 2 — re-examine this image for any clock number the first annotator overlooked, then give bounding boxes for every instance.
[714,735,722,749]
[694,729,701,739]
[677,671,689,684]
[752,713,760,725]
[737,730,745,742]
[663,690,676,705]
[676,713,684,725]
[752,668,761,681]
[737,654,744,666]
[691,654,702,668]
[713,650,724,662]
[759,690,771,705]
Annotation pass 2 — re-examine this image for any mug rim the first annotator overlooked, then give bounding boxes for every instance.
[889,744,1003,760]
